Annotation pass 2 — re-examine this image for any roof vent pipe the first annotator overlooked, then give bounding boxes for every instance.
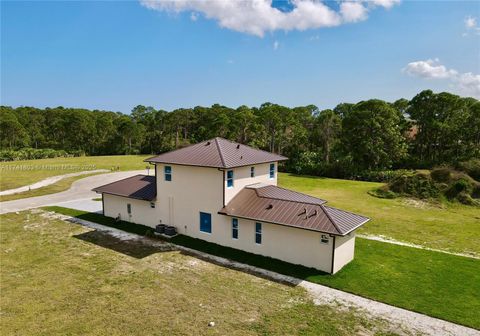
[236,144,240,149]
[205,141,211,146]
[266,204,273,210]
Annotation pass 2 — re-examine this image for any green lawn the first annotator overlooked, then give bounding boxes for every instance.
[0,155,150,191]
[43,206,480,330]
[2,155,478,257]
[1,211,403,336]
[279,173,480,256]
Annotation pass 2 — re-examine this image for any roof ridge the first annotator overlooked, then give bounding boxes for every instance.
[256,184,327,205]
[320,204,342,235]
[323,204,370,220]
[143,140,204,162]
[216,136,288,159]
[214,137,227,168]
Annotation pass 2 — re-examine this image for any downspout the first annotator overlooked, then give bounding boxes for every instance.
[330,235,336,274]
[218,169,226,207]
[102,193,105,216]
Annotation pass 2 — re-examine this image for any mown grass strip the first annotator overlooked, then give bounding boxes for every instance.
[43,206,480,330]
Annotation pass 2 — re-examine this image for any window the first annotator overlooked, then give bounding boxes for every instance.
[255,222,262,244]
[150,202,155,208]
[321,234,329,244]
[227,170,234,188]
[232,218,238,239]
[200,212,212,233]
[164,166,172,181]
[269,163,275,179]
[127,203,132,214]
[250,166,255,178]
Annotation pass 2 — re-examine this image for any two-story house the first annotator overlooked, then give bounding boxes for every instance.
[93,137,369,274]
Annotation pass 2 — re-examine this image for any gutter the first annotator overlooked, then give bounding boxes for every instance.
[330,235,336,274]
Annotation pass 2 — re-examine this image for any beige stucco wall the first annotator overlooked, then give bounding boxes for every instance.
[215,217,334,272]
[100,162,356,273]
[103,194,159,227]
[154,164,224,235]
[224,162,277,204]
[332,233,356,273]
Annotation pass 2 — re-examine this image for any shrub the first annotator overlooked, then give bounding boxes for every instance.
[0,148,77,161]
[446,178,474,199]
[389,173,439,199]
[430,167,453,183]
[457,159,480,182]
[456,192,479,206]
[354,169,414,183]
[472,185,480,199]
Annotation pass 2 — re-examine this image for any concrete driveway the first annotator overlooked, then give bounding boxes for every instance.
[0,170,149,214]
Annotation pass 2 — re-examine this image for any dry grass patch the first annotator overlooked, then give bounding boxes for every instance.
[1,211,410,336]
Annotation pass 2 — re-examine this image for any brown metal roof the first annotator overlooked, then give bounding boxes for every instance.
[92,175,156,201]
[219,184,369,235]
[249,183,327,205]
[145,137,287,168]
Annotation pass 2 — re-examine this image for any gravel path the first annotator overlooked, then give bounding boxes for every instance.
[0,169,110,196]
[0,170,147,214]
[41,210,480,336]
[358,234,479,259]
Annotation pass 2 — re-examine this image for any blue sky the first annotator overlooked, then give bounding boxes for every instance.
[1,1,479,113]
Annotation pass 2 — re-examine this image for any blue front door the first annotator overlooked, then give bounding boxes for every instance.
[200,212,212,233]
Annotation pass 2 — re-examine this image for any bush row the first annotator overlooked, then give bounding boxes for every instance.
[0,148,85,161]
[376,166,480,206]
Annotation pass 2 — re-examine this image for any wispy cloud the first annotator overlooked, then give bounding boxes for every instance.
[139,0,401,37]
[403,59,480,98]
[464,16,480,36]
[273,40,279,50]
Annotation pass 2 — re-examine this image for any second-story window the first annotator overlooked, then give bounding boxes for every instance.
[164,166,172,181]
[227,170,234,188]
[250,166,255,178]
[269,163,275,179]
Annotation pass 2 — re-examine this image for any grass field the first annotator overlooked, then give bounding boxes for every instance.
[0,155,150,191]
[42,206,480,330]
[1,155,478,255]
[279,174,480,256]
[1,211,406,336]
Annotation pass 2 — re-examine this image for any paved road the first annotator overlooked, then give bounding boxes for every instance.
[0,170,148,214]
[0,169,110,196]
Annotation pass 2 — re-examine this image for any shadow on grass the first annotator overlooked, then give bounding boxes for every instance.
[44,206,329,286]
[73,230,176,259]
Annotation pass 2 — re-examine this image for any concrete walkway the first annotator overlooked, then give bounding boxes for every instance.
[358,234,479,259]
[0,170,148,214]
[41,210,480,336]
[0,169,110,196]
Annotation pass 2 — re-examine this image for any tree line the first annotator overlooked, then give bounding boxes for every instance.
[1,90,479,176]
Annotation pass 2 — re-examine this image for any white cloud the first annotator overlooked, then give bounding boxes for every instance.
[139,0,400,37]
[227,59,234,64]
[340,2,368,23]
[190,12,198,21]
[456,72,480,97]
[273,40,279,50]
[465,16,477,29]
[464,16,480,35]
[403,59,457,79]
[403,59,480,98]
[370,0,401,9]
